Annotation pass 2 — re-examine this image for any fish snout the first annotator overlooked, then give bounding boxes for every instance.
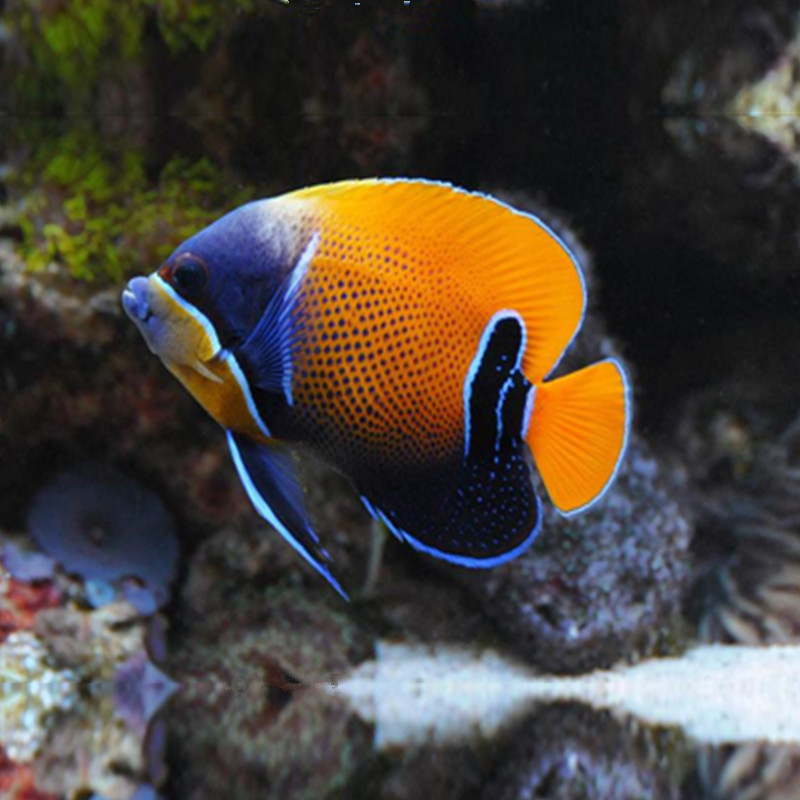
[122,276,153,324]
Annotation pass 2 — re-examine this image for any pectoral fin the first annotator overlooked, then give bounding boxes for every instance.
[226,430,348,599]
[236,233,319,405]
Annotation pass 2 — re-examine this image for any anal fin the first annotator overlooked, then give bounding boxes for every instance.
[227,430,348,599]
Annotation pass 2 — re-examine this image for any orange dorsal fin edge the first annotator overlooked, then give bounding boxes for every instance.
[526,359,631,515]
[285,178,586,384]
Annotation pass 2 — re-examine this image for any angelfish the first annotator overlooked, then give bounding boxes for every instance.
[122,179,631,599]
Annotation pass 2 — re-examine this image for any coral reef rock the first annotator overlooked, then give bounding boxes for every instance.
[460,437,692,673]
[482,704,688,800]
[32,702,158,800]
[0,555,61,643]
[167,585,373,800]
[0,631,74,763]
[687,415,800,645]
[694,742,800,800]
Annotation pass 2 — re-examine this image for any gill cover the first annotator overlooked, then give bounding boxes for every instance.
[147,274,222,382]
[143,273,271,442]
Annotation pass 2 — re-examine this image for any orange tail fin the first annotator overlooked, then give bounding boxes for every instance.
[526,359,630,515]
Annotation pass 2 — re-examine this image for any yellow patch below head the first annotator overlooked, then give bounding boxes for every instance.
[149,275,271,443]
[148,274,222,368]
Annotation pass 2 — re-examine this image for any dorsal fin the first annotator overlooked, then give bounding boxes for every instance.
[284,179,586,383]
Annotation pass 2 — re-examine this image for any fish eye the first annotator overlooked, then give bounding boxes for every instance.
[171,254,208,295]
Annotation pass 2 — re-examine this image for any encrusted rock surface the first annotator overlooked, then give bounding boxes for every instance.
[167,585,373,800]
[682,410,800,645]
[459,437,691,673]
[482,704,688,800]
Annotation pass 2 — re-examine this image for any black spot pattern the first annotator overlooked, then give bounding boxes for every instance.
[287,225,478,472]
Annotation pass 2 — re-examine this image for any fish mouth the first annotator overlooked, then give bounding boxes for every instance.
[122,276,153,324]
[122,275,163,356]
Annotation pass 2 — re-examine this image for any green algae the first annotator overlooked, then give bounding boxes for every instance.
[4,0,257,110]
[153,0,257,53]
[11,128,252,284]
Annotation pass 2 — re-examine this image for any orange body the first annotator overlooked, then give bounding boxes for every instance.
[267,180,626,512]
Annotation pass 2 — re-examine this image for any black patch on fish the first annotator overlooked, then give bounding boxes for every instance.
[358,312,540,566]
[464,312,529,460]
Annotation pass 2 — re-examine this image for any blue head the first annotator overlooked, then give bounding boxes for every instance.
[120,199,301,439]
[121,200,292,374]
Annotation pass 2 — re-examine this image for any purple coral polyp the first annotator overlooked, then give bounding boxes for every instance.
[1,542,57,582]
[27,462,178,605]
